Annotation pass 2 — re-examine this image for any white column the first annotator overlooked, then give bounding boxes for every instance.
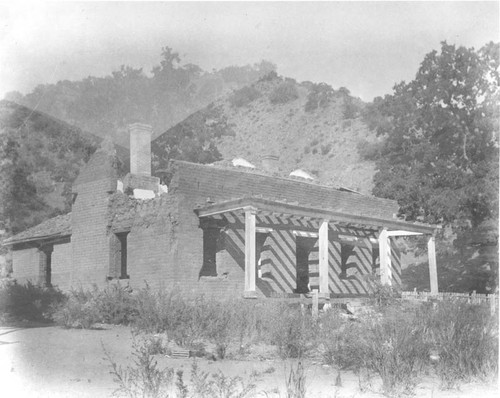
[428,236,438,295]
[378,229,392,286]
[244,206,257,297]
[318,219,329,298]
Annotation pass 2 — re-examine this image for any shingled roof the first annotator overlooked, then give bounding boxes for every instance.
[2,213,72,246]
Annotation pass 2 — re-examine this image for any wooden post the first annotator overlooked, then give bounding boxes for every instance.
[490,294,496,316]
[244,206,257,298]
[318,219,329,298]
[312,289,319,320]
[427,236,438,295]
[378,229,391,286]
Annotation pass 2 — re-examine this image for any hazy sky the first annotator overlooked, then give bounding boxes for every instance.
[0,1,498,101]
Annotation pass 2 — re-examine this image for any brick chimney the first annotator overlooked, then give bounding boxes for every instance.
[261,154,279,174]
[123,123,159,196]
[129,123,152,176]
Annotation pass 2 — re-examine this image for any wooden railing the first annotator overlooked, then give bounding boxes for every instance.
[401,290,498,315]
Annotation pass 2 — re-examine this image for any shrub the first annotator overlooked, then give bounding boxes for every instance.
[270,305,314,359]
[0,279,66,323]
[356,139,384,161]
[421,301,499,388]
[96,283,136,324]
[359,314,428,396]
[269,82,299,104]
[228,86,261,107]
[320,311,364,370]
[320,143,332,155]
[304,83,334,112]
[52,287,101,328]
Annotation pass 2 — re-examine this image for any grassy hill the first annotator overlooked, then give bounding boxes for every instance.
[154,74,380,194]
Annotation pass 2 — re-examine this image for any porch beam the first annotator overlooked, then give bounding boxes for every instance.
[244,206,257,298]
[386,230,424,237]
[378,229,392,286]
[195,197,437,234]
[318,219,329,298]
[428,236,439,295]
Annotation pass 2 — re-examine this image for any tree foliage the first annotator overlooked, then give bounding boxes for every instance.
[364,41,499,230]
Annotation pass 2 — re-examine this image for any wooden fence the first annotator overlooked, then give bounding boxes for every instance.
[401,290,498,315]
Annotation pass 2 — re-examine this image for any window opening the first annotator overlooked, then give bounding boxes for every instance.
[340,243,355,279]
[295,236,316,293]
[116,232,129,279]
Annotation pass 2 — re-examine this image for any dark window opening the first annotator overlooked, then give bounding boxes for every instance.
[39,246,53,287]
[200,227,221,277]
[116,232,129,279]
[340,243,355,279]
[295,236,316,293]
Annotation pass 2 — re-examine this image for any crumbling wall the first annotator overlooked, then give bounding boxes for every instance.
[124,194,179,290]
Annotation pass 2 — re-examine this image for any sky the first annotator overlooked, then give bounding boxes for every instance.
[0,1,498,101]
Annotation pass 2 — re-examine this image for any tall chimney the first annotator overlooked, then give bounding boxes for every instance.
[129,123,152,176]
[261,154,279,174]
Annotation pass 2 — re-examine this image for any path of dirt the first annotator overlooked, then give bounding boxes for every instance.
[0,325,498,398]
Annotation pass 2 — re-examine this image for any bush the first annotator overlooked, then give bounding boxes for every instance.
[270,305,315,359]
[421,301,499,388]
[52,287,100,328]
[96,283,136,324]
[360,314,428,396]
[228,86,261,107]
[304,83,334,112]
[269,82,299,104]
[0,279,66,323]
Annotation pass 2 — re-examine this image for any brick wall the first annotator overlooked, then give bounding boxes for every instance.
[12,247,38,284]
[166,161,402,297]
[126,196,178,290]
[51,242,72,290]
[71,150,118,289]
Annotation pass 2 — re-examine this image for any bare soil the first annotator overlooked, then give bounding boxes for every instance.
[0,324,497,398]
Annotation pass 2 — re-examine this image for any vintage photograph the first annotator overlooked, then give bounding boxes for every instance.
[0,1,498,397]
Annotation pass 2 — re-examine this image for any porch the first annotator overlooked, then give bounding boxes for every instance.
[195,196,439,299]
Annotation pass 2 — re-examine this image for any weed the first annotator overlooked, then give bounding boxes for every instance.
[284,360,307,398]
[175,370,189,398]
[104,339,174,398]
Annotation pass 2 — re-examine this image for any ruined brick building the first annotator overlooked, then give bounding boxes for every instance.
[3,124,439,298]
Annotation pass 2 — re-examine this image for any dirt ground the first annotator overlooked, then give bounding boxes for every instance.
[0,324,498,398]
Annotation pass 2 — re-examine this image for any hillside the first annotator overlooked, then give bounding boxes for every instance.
[7,48,276,149]
[0,100,121,236]
[153,74,380,194]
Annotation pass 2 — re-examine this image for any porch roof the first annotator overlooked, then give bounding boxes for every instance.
[194,196,438,235]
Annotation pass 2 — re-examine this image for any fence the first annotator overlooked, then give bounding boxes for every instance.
[401,289,498,315]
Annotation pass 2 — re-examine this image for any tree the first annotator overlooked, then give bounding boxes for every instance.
[366,41,499,229]
[363,42,499,293]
